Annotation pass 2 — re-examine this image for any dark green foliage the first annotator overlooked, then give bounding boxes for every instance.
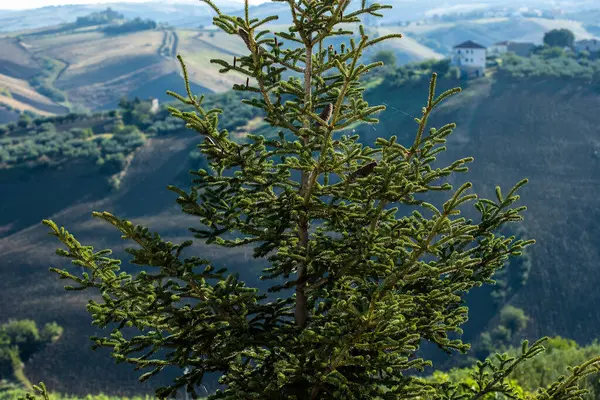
[0,92,261,178]
[476,306,530,360]
[69,127,94,139]
[543,29,576,49]
[497,51,600,82]
[490,225,532,305]
[117,92,261,136]
[118,97,152,128]
[0,320,63,386]
[17,114,32,129]
[499,306,529,335]
[0,120,145,171]
[385,58,456,87]
[75,8,123,27]
[103,18,158,35]
[28,57,67,103]
[370,50,396,70]
[507,337,600,399]
[428,336,600,399]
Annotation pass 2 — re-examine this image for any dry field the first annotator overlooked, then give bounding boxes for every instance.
[0,27,258,113]
[0,38,41,79]
[0,72,67,115]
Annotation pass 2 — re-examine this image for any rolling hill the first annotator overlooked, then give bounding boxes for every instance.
[0,9,451,124]
[0,0,246,33]
[2,50,600,395]
[3,4,598,125]
[5,0,599,33]
[395,17,600,53]
[354,68,600,365]
[0,22,257,122]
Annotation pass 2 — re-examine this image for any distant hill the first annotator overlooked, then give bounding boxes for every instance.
[239,0,600,26]
[0,18,255,122]
[0,1,246,33]
[0,11,447,124]
[394,17,599,54]
[3,3,599,125]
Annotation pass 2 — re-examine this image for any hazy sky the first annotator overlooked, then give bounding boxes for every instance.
[0,0,267,10]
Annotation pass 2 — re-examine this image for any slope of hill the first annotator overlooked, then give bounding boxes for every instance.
[0,73,68,115]
[355,66,600,358]
[0,14,450,123]
[3,38,600,398]
[0,24,253,121]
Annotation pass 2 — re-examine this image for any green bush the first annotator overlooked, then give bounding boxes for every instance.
[543,28,575,48]
[498,52,600,82]
[75,8,123,27]
[103,18,157,35]
[69,128,93,139]
[507,337,600,399]
[0,319,63,386]
[387,58,455,87]
[0,121,144,173]
[39,323,63,344]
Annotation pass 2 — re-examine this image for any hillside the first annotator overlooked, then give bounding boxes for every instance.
[355,64,600,362]
[0,25,254,118]
[2,49,600,395]
[0,17,446,124]
[394,17,599,53]
[0,91,265,395]
[5,6,598,125]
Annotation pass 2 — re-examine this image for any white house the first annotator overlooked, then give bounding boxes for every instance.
[575,39,600,53]
[451,40,487,78]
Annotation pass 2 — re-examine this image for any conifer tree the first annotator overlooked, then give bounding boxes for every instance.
[28,0,600,399]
